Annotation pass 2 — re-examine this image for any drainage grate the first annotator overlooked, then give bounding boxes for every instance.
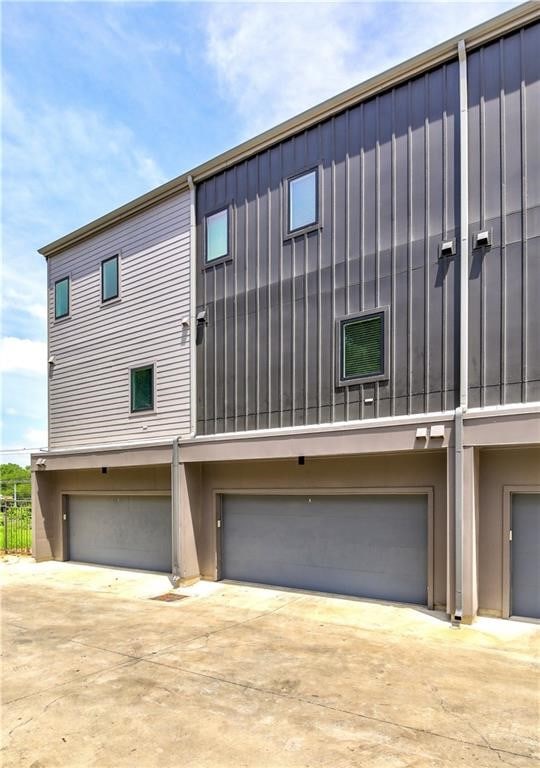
[150,593,188,602]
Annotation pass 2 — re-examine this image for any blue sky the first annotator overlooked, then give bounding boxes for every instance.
[1,0,516,465]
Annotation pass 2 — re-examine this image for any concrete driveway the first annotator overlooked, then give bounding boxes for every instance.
[2,558,539,768]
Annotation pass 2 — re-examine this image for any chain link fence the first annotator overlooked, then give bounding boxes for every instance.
[1,500,32,554]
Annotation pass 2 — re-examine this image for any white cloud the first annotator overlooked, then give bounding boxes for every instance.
[205,3,372,135]
[0,428,49,466]
[204,1,516,137]
[23,427,48,449]
[0,338,47,376]
[2,81,167,241]
[26,304,47,321]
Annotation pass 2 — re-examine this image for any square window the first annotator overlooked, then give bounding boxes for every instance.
[288,170,317,232]
[101,255,119,302]
[130,366,154,412]
[206,209,228,262]
[54,277,69,319]
[337,310,388,386]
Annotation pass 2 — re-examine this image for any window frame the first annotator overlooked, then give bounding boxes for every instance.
[285,166,320,238]
[54,276,70,320]
[101,254,120,303]
[130,364,155,414]
[204,206,231,266]
[335,307,390,388]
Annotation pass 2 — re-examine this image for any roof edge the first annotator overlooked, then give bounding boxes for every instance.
[39,2,538,258]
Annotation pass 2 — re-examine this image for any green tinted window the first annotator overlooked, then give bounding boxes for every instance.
[102,255,119,301]
[131,366,154,412]
[55,277,69,319]
[342,314,384,379]
[206,209,228,262]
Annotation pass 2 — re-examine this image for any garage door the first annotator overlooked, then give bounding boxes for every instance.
[511,493,540,619]
[68,495,172,573]
[222,494,428,605]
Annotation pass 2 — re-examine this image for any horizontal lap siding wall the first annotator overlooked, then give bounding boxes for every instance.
[196,63,460,435]
[468,23,540,407]
[48,193,191,448]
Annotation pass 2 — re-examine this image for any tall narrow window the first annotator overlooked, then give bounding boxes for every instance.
[288,170,317,232]
[54,277,70,319]
[336,309,388,386]
[130,365,154,412]
[101,255,119,302]
[206,209,228,262]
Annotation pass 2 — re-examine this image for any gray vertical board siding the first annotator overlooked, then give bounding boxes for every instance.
[196,63,461,435]
[467,23,540,408]
[48,192,191,448]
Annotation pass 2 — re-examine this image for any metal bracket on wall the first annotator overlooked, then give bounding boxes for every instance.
[474,229,492,249]
[439,239,456,258]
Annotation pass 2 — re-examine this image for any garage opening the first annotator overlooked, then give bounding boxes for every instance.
[67,494,172,573]
[221,493,429,606]
[511,493,540,619]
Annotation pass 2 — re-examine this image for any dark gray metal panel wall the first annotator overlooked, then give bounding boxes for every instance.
[467,24,540,407]
[222,494,428,605]
[197,63,460,434]
[196,21,539,436]
[511,493,540,618]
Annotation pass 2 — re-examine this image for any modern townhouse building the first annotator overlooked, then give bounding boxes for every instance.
[32,2,540,623]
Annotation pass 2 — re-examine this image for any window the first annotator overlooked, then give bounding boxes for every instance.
[54,277,70,319]
[336,309,388,386]
[206,209,228,262]
[130,366,154,412]
[101,255,119,302]
[288,169,317,233]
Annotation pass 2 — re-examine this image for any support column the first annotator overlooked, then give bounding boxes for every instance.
[461,446,479,623]
[30,468,57,562]
[174,461,201,584]
[449,438,479,623]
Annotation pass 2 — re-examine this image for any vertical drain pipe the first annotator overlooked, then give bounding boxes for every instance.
[171,437,181,585]
[187,174,197,439]
[171,175,197,585]
[453,39,469,623]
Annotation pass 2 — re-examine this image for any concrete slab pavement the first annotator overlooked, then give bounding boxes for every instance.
[2,558,539,767]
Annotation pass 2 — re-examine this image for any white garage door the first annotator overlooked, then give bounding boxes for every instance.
[68,495,172,573]
[222,494,429,605]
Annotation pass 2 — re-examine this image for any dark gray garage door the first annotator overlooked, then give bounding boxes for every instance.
[68,495,172,572]
[222,494,428,605]
[511,493,540,619]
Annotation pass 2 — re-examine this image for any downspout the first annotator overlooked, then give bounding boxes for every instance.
[187,174,197,439]
[171,175,197,583]
[453,39,469,623]
[171,437,180,584]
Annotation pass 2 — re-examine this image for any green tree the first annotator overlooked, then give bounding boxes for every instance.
[0,464,31,501]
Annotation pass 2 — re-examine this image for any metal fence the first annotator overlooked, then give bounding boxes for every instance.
[1,500,32,554]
